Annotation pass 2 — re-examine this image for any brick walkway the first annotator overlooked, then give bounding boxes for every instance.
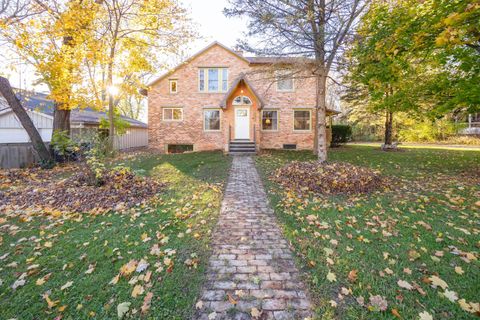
[194,156,312,320]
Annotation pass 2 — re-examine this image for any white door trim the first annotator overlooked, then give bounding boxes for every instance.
[234,106,250,140]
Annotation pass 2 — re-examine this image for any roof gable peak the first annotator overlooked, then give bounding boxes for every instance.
[148,41,249,87]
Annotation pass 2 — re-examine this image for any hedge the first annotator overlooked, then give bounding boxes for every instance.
[331,125,352,147]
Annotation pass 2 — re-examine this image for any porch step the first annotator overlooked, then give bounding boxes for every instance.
[229,140,256,154]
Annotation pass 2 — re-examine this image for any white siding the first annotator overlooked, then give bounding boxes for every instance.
[113,128,148,150]
[0,109,53,143]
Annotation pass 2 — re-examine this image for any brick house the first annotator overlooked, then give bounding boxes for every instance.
[147,42,338,154]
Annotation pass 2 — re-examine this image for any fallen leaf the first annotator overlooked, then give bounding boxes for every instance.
[397,280,413,290]
[131,284,144,298]
[141,292,153,314]
[429,275,448,290]
[11,278,26,290]
[454,266,464,275]
[391,308,402,318]
[327,271,337,282]
[418,311,433,320]
[251,307,261,318]
[110,274,120,285]
[85,264,95,274]
[227,293,237,305]
[61,281,73,290]
[348,269,358,282]
[117,302,131,319]
[443,289,458,302]
[43,293,58,309]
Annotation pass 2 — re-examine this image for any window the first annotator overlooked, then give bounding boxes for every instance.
[262,110,278,131]
[276,71,294,92]
[283,144,297,150]
[293,110,311,131]
[233,96,252,105]
[204,109,221,131]
[199,68,228,92]
[163,107,183,121]
[169,80,178,93]
[168,144,193,153]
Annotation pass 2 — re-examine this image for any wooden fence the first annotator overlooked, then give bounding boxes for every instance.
[1,129,148,168]
[0,143,42,169]
[113,128,149,150]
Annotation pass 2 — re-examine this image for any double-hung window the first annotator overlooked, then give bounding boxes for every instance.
[204,109,221,131]
[199,68,228,93]
[293,109,311,131]
[163,107,183,121]
[261,110,278,131]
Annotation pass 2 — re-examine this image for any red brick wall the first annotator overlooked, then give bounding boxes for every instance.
[148,44,318,152]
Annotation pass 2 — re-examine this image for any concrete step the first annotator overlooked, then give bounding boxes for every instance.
[228,152,256,156]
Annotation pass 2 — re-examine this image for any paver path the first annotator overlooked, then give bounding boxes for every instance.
[195,156,312,320]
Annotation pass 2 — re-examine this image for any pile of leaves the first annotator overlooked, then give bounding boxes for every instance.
[0,167,163,213]
[272,161,385,195]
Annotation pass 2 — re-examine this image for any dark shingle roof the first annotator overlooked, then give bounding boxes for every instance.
[13,91,147,128]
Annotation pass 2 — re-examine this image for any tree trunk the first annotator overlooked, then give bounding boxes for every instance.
[0,77,53,168]
[316,73,328,162]
[51,35,75,138]
[52,104,71,134]
[107,63,115,151]
[384,111,393,146]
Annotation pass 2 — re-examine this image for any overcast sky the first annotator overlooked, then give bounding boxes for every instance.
[0,0,248,92]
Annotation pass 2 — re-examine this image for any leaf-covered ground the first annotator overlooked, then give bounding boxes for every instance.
[0,151,231,319]
[256,146,480,320]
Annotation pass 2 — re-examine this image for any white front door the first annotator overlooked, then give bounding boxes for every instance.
[234,107,250,139]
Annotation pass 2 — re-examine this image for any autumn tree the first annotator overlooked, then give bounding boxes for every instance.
[345,0,479,146]
[0,0,99,136]
[88,0,192,149]
[225,0,368,161]
[344,1,422,147]
[415,0,480,114]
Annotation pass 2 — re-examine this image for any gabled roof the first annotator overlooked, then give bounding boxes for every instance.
[219,73,265,109]
[148,41,250,87]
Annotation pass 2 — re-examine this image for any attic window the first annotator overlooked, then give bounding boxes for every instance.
[169,79,178,94]
[276,70,294,92]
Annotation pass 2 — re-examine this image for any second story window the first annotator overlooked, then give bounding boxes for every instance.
[199,68,228,93]
[276,70,294,92]
[169,79,178,94]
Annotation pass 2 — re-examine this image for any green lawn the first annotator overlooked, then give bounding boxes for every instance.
[256,146,480,320]
[0,151,231,320]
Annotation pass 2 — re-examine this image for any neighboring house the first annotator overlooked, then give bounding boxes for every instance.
[0,91,148,168]
[461,113,480,135]
[147,41,339,154]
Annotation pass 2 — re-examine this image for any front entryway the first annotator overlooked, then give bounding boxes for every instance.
[234,107,250,139]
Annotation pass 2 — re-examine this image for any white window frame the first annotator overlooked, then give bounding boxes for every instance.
[162,107,183,122]
[169,79,178,94]
[203,108,221,131]
[232,96,252,105]
[261,109,279,131]
[198,68,229,93]
[276,70,295,92]
[293,109,312,132]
